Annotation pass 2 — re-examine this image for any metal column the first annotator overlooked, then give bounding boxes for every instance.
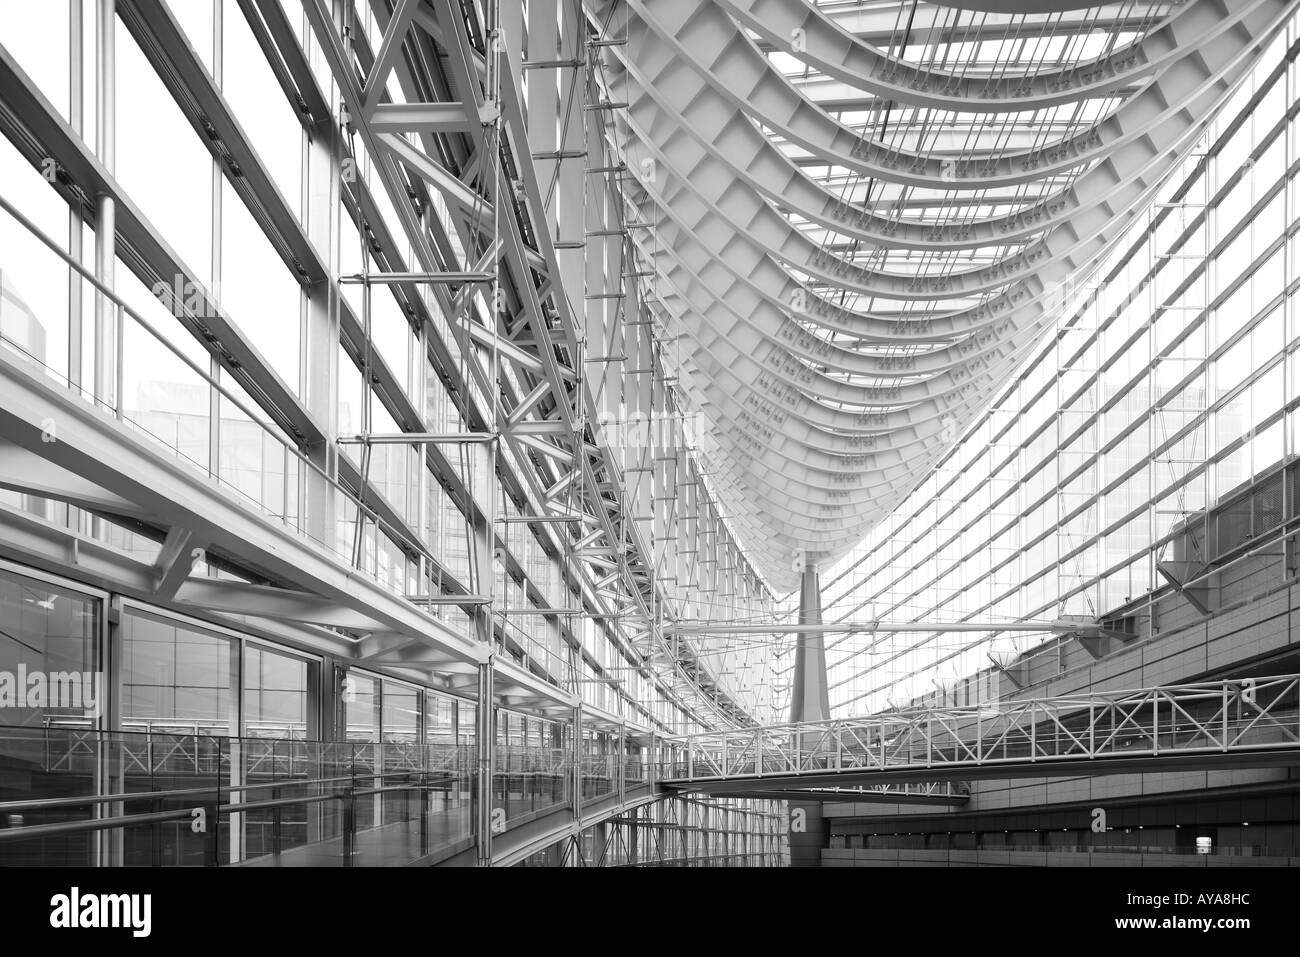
[92,0,116,420]
[788,561,829,867]
[789,562,830,722]
[476,655,494,866]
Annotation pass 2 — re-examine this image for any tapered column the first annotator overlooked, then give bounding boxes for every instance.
[789,563,829,722]
[788,562,829,867]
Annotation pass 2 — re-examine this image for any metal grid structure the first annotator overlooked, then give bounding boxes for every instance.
[594,0,1294,590]
[819,9,1300,714]
[518,793,788,866]
[664,673,1300,790]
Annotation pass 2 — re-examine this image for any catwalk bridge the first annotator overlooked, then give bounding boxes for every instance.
[660,674,1300,797]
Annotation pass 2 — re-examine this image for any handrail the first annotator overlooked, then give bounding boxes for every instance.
[666,673,1300,743]
[852,843,1297,858]
[618,851,774,867]
[0,723,662,866]
[659,673,1300,783]
[0,808,206,842]
[0,768,440,815]
[0,193,445,589]
[0,777,437,843]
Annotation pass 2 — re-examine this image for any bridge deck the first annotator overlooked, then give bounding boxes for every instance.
[660,675,1300,796]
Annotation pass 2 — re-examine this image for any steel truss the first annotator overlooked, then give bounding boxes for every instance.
[295,0,781,730]
[664,674,1300,790]
[0,0,783,735]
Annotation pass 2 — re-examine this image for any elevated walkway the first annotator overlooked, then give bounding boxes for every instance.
[660,675,1300,795]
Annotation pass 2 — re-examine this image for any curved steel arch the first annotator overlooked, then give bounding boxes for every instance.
[715,0,1227,112]
[587,0,1295,586]
[619,0,1276,190]
[600,22,1262,253]
[605,21,1264,330]
[606,62,1095,252]
[610,83,1214,412]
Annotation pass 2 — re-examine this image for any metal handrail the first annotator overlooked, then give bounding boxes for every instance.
[0,724,648,862]
[0,768,442,815]
[0,776,437,844]
[661,674,1300,781]
[671,672,1300,741]
[0,808,206,842]
[0,193,443,589]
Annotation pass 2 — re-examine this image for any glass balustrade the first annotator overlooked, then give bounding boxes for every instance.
[0,725,474,866]
[0,721,657,865]
[0,196,446,609]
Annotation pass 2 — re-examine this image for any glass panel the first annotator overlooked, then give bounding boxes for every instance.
[0,567,99,729]
[243,645,309,738]
[116,18,212,283]
[0,2,70,121]
[121,609,235,735]
[221,1,303,209]
[0,137,72,385]
[218,178,302,391]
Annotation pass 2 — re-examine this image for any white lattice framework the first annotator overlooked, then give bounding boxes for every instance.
[588,0,1299,589]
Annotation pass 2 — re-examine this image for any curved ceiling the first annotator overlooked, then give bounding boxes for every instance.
[588,0,1295,591]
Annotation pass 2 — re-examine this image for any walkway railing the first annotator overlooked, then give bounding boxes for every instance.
[662,674,1300,783]
[0,724,653,866]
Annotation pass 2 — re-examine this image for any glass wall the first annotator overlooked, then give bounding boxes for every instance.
[495,709,570,825]
[339,666,474,844]
[823,21,1300,714]
[0,578,480,865]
